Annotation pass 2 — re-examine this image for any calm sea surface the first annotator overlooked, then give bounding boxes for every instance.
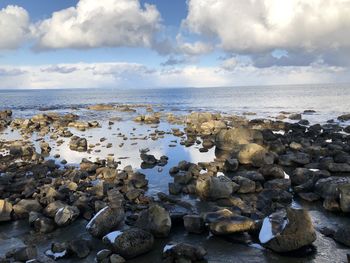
[0,84,349,123]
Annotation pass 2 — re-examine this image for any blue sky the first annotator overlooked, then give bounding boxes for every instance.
[0,0,350,89]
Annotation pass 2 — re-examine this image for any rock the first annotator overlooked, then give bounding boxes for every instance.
[196,175,237,200]
[135,204,171,237]
[215,127,263,151]
[110,254,126,263]
[88,104,115,111]
[102,228,154,259]
[163,243,207,262]
[13,199,42,218]
[339,184,350,212]
[315,177,350,200]
[238,143,274,167]
[68,239,91,258]
[334,227,350,247]
[225,158,239,172]
[291,168,313,186]
[259,207,316,252]
[183,215,205,234]
[209,215,254,235]
[289,113,302,120]
[203,209,235,223]
[297,192,320,202]
[96,249,112,262]
[338,113,350,121]
[257,189,293,215]
[264,179,291,191]
[54,206,80,227]
[32,215,55,233]
[324,162,350,173]
[43,201,67,217]
[69,136,87,152]
[13,246,37,261]
[200,120,226,135]
[86,206,125,237]
[232,176,256,194]
[259,165,285,180]
[0,200,12,222]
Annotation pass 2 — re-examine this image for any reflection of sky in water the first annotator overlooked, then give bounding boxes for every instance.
[0,120,215,195]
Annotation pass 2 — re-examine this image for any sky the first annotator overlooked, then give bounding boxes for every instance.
[0,0,350,89]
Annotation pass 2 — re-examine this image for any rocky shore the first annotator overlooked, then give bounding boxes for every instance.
[0,105,350,263]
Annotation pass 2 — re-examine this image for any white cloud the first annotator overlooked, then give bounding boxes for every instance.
[0,5,30,50]
[184,0,350,53]
[32,0,161,49]
[0,62,348,89]
[178,41,213,56]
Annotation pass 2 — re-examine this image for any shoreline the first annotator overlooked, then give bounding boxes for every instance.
[1,105,350,262]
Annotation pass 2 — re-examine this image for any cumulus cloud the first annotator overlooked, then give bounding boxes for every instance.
[0,5,30,50]
[184,0,350,54]
[32,0,161,49]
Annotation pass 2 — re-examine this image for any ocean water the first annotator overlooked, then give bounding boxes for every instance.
[0,83,350,123]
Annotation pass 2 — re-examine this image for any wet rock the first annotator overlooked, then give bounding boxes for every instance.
[96,249,112,262]
[257,189,293,215]
[183,215,205,234]
[203,209,236,224]
[297,192,320,202]
[264,179,291,191]
[289,113,302,120]
[68,239,91,258]
[162,243,207,262]
[43,200,67,218]
[215,127,263,151]
[30,213,55,233]
[102,228,154,259]
[209,215,254,235]
[324,162,350,173]
[39,141,51,154]
[259,207,316,252]
[196,175,237,200]
[135,204,172,237]
[13,246,37,262]
[339,184,350,212]
[232,176,256,194]
[69,136,87,152]
[259,165,285,180]
[238,143,274,167]
[88,104,115,111]
[0,199,12,222]
[225,158,239,172]
[86,206,125,238]
[110,254,126,263]
[134,115,160,124]
[13,199,42,218]
[334,227,350,247]
[315,177,350,200]
[54,205,80,227]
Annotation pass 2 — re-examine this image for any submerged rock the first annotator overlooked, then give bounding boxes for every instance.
[259,207,316,252]
[209,215,254,235]
[162,243,207,262]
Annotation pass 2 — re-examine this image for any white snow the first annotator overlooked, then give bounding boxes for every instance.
[163,244,175,253]
[217,172,225,177]
[309,169,320,172]
[104,230,123,243]
[325,139,332,143]
[86,206,108,230]
[259,217,275,244]
[284,172,290,179]
[45,249,67,260]
[259,217,289,244]
[273,130,285,135]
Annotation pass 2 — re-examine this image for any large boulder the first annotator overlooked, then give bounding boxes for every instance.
[86,206,125,237]
[0,200,13,222]
[315,177,350,200]
[134,204,171,237]
[200,120,227,135]
[196,175,237,200]
[259,207,316,252]
[102,228,154,259]
[238,143,274,167]
[215,127,263,151]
